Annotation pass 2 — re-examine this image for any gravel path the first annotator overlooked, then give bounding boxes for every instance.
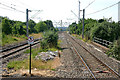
[72,34,120,74]
[64,32,120,79]
[54,32,91,78]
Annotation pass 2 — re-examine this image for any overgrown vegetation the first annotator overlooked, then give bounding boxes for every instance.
[106,38,120,60]
[0,18,2,46]
[7,59,54,70]
[40,30,58,49]
[7,30,60,70]
[69,18,120,60]
[1,16,56,46]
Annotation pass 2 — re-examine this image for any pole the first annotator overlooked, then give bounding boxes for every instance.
[61,20,62,27]
[29,44,31,75]
[82,9,85,39]
[61,20,62,31]
[26,9,32,75]
[26,9,29,37]
[78,1,80,23]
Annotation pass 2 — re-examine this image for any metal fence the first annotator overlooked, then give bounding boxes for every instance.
[93,37,113,47]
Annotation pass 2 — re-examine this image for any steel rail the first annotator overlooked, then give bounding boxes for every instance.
[69,41,97,80]
[1,38,41,53]
[0,39,42,59]
[67,33,120,78]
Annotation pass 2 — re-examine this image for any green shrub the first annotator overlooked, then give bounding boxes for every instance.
[106,38,120,60]
[40,40,48,49]
[40,30,58,49]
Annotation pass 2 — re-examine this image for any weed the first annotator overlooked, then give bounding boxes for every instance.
[51,68,56,71]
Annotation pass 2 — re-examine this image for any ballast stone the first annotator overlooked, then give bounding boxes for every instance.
[35,50,58,61]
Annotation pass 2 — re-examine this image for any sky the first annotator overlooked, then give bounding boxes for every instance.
[0,0,119,27]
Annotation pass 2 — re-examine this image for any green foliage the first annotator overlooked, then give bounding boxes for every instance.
[2,34,27,46]
[90,21,119,42]
[2,18,12,35]
[44,20,54,30]
[56,28,59,31]
[28,19,37,33]
[12,22,26,35]
[69,18,120,60]
[51,68,56,71]
[0,20,2,46]
[69,18,119,42]
[24,47,41,58]
[35,21,48,32]
[106,38,120,60]
[69,22,78,34]
[1,16,56,36]
[1,16,57,46]
[7,58,53,70]
[7,59,27,70]
[40,40,48,49]
[40,30,58,49]
[35,20,57,33]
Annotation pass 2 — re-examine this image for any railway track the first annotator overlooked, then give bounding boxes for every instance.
[0,38,42,59]
[65,32,120,79]
[1,38,41,53]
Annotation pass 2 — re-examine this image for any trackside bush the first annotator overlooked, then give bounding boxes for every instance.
[40,30,58,49]
[106,38,120,60]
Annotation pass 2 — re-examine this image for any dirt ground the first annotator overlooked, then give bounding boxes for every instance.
[3,57,62,77]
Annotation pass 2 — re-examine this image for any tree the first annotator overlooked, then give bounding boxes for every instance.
[2,18,12,34]
[28,19,36,33]
[35,21,47,32]
[44,20,54,30]
[12,22,26,35]
[40,30,58,49]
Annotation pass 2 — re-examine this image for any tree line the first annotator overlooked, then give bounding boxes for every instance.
[69,18,120,60]
[1,16,57,36]
[69,18,120,42]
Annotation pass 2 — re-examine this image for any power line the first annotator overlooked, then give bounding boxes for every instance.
[71,10,78,18]
[0,6,14,11]
[30,10,43,19]
[12,0,35,9]
[86,2,118,16]
[0,0,23,10]
[84,0,95,9]
[0,2,25,13]
[11,0,31,9]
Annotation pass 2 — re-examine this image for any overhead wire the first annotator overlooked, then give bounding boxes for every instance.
[0,6,14,11]
[86,2,118,16]
[71,10,78,18]
[12,0,35,9]
[0,2,25,13]
[0,0,25,10]
[84,0,95,9]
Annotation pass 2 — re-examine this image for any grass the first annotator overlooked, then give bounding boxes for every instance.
[51,68,56,71]
[7,46,59,70]
[24,39,62,56]
[71,34,92,43]
[24,47,58,59]
[2,34,27,46]
[29,33,43,39]
[2,33,43,46]
[7,59,28,70]
[24,47,41,58]
[7,59,54,70]
[31,59,53,70]
[58,40,62,46]
[7,37,62,70]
